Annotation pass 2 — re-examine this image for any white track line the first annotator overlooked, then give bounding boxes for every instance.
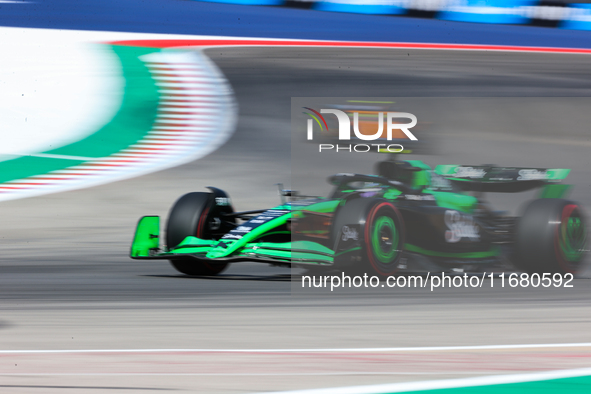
[255,367,591,394]
[0,153,99,161]
[0,372,487,377]
[2,342,591,354]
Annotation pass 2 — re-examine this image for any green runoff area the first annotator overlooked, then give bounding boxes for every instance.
[374,374,591,394]
[0,44,160,183]
[262,369,591,394]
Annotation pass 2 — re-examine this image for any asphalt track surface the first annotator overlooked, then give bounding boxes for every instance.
[2,47,591,392]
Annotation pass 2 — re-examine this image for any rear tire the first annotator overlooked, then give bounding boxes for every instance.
[514,199,587,275]
[166,191,234,276]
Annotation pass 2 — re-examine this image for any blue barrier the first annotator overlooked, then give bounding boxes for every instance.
[438,0,536,25]
[187,0,591,30]
[561,4,591,30]
[197,0,283,4]
[2,0,591,47]
[314,2,406,15]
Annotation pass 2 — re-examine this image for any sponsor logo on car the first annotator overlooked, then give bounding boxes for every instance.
[430,173,454,190]
[403,194,436,201]
[341,225,359,241]
[266,209,290,216]
[221,234,242,240]
[255,216,274,220]
[454,167,487,179]
[517,169,549,181]
[215,197,231,206]
[444,210,480,243]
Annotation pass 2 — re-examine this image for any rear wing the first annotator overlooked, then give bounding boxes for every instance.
[434,165,571,194]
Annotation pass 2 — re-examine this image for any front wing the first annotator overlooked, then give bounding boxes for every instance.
[130,216,336,266]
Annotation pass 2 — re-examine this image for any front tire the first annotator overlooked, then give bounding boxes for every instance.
[166,191,234,276]
[332,198,405,277]
[363,201,405,276]
[514,198,587,275]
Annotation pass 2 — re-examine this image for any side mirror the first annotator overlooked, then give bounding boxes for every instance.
[275,183,299,204]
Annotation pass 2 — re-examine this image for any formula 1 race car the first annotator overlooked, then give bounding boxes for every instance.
[130,159,587,277]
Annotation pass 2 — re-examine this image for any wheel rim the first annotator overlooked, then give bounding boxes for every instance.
[558,204,587,264]
[371,215,399,265]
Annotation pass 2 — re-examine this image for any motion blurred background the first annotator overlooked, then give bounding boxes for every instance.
[1,1,591,393]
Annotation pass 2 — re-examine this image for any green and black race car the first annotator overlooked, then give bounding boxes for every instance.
[130,158,587,277]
